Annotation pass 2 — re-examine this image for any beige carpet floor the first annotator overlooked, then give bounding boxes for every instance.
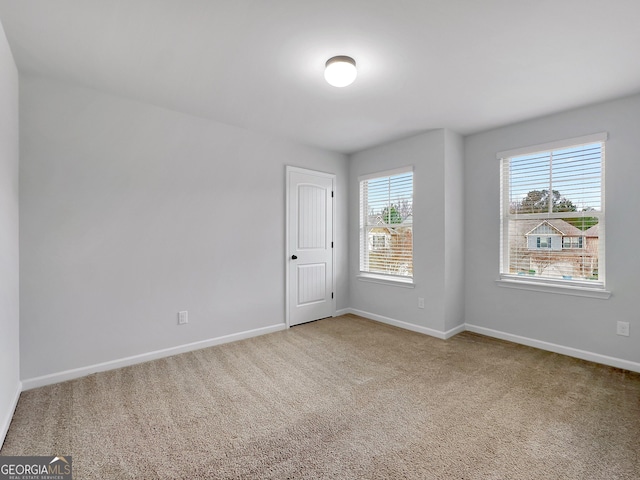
[2,314,639,479]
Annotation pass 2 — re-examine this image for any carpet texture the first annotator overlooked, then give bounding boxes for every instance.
[2,315,639,479]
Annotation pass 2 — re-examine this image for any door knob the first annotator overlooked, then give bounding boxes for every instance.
[291,255,298,260]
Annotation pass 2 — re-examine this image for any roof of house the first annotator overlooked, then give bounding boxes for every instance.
[583,224,599,237]
[522,219,585,237]
[368,214,412,226]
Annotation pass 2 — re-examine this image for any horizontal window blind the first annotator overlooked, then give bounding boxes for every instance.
[500,135,605,287]
[360,168,413,279]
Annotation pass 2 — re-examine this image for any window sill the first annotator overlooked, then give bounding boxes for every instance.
[495,277,611,299]
[357,274,415,288]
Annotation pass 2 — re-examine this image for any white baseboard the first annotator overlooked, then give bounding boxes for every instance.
[17,312,640,395]
[343,308,462,340]
[443,323,467,339]
[22,323,287,391]
[340,308,639,372]
[1,380,22,449]
[466,323,640,374]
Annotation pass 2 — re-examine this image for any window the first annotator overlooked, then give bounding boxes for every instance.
[536,237,552,249]
[499,133,606,291]
[371,234,388,250]
[359,167,413,282]
[563,237,584,249]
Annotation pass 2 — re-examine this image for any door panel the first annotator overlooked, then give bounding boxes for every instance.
[298,185,326,250]
[297,263,327,305]
[287,168,334,326]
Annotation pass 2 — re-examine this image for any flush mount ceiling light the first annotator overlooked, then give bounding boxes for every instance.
[324,55,357,87]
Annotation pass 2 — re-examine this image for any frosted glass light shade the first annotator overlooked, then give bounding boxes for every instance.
[324,56,357,87]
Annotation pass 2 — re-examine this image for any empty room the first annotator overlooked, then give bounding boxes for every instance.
[1,1,639,479]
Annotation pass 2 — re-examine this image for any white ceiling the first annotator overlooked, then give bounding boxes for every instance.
[1,0,639,154]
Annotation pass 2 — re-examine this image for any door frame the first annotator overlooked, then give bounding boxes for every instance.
[285,166,336,328]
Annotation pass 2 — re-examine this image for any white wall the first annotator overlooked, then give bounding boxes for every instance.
[19,76,348,381]
[348,129,465,335]
[465,94,640,366]
[0,18,20,445]
[443,130,465,331]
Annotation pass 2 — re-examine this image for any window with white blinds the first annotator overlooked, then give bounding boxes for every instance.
[498,133,606,289]
[359,167,413,281]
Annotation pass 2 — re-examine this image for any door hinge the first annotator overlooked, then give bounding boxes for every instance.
[331,191,334,198]
[331,241,334,248]
[331,292,334,299]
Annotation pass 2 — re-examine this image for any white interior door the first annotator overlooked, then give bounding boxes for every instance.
[287,167,334,327]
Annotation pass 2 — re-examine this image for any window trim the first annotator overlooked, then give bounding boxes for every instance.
[496,132,608,160]
[495,277,611,299]
[359,166,414,284]
[357,273,416,288]
[497,132,608,297]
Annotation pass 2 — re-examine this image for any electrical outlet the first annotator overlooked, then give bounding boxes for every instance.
[418,297,425,309]
[178,311,188,325]
[616,321,629,336]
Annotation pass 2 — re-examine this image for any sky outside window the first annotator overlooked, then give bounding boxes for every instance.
[509,142,602,213]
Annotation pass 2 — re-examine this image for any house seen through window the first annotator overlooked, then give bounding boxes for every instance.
[499,133,606,287]
[359,167,413,281]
